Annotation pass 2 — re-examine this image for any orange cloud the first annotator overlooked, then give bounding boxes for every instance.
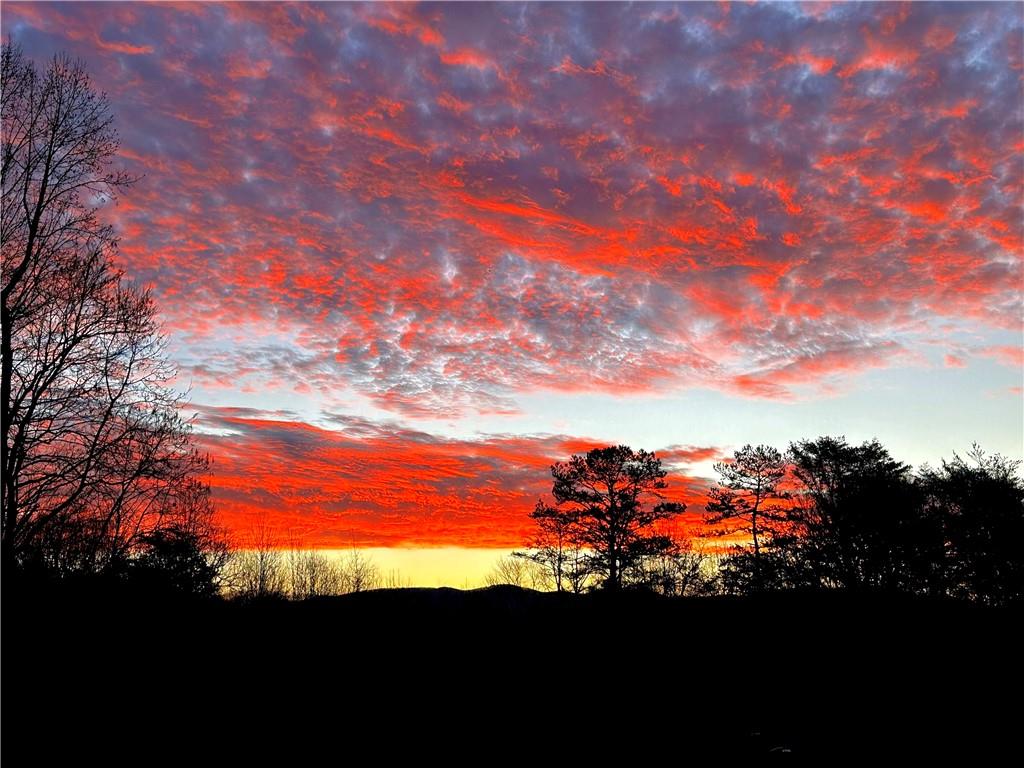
[195,408,716,547]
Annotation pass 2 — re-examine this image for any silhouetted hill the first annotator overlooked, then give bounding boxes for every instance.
[4,584,1019,759]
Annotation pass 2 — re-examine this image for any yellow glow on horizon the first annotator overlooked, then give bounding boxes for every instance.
[315,547,516,589]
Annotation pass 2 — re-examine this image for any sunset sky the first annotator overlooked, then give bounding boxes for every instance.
[5,2,1021,581]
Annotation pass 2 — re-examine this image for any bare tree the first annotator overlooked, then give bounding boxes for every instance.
[226,522,286,600]
[288,547,342,599]
[631,540,721,597]
[380,568,411,589]
[562,537,593,593]
[484,554,548,589]
[513,500,579,592]
[528,516,595,594]
[339,548,379,593]
[1,42,205,574]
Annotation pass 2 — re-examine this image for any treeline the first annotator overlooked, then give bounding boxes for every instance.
[3,43,1021,608]
[505,439,1023,606]
[714,438,1023,605]
[223,529,410,600]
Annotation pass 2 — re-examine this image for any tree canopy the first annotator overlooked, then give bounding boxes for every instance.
[919,446,1024,605]
[535,445,686,591]
[713,437,1023,606]
[705,444,790,587]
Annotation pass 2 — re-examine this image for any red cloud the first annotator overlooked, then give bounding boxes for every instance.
[980,346,1024,368]
[440,48,499,72]
[363,4,445,49]
[944,354,967,369]
[3,0,1018,419]
[193,408,715,547]
[837,30,919,78]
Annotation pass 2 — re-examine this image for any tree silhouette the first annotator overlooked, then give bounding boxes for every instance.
[131,526,223,598]
[340,547,380,593]
[484,554,546,589]
[513,500,590,592]
[126,476,229,596]
[920,446,1024,605]
[225,522,287,600]
[786,436,939,593]
[633,540,720,596]
[288,548,342,599]
[1,42,209,575]
[543,445,685,591]
[705,444,789,587]
[709,437,1022,604]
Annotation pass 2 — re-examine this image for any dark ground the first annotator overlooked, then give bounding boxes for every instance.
[4,584,1020,759]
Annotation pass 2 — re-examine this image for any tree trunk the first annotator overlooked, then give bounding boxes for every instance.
[1,296,15,567]
[607,537,619,591]
[752,510,760,588]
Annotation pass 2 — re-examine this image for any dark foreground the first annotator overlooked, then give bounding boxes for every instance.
[5,584,1020,759]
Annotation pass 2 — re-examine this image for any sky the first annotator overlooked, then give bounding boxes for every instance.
[4,2,1022,571]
